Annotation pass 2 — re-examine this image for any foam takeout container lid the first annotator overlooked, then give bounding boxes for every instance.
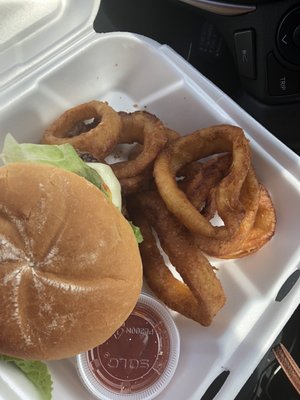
[0,0,99,94]
[0,1,300,400]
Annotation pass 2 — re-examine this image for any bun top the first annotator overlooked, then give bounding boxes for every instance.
[0,163,142,360]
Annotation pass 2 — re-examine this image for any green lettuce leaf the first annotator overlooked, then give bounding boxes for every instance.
[0,133,111,199]
[129,221,144,244]
[0,354,53,400]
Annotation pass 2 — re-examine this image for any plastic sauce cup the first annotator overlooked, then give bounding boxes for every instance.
[77,293,180,400]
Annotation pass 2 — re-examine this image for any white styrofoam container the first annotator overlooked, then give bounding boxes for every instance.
[0,1,299,400]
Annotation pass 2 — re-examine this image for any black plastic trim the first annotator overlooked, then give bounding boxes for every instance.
[201,370,230,399]
[275,269,300,302]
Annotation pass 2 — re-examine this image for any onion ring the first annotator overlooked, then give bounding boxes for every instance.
[127,190,226,326]
[179,154,276,258]
[119,168,153,195]
[128,206,214,324]
[110,111,169,179]
[42,100,121,159]
[154,124,260,240]
[110,111,179,194]
[178,153,232,217]
[178,153,275,257]
[201,185,276,259]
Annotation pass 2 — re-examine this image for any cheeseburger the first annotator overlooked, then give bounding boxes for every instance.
[0,161,143,360]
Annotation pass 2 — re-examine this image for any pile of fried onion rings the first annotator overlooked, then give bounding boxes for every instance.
[42,101,276,325]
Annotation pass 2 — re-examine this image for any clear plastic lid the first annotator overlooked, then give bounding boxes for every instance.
[76,293,180,400]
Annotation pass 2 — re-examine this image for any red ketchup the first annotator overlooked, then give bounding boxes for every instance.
[77,294,180,400]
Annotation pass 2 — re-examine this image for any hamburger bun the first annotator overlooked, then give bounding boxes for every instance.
[0,162,142,360]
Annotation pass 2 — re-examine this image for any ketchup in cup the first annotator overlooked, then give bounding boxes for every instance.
[77,293,180,400]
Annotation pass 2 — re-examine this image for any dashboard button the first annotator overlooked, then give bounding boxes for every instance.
[277,7,300,66]
[293,25,300,48]
[267,53,300,96]
[234,29,256,79]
